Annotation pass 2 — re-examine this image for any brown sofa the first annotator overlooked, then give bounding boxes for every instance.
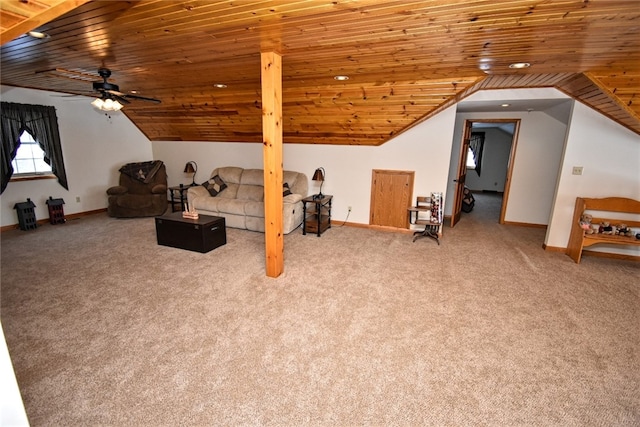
[106,161,168,218]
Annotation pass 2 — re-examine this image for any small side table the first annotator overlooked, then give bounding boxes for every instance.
[302,195,332,236]
[408,206,441,245]
[168,185,190,212]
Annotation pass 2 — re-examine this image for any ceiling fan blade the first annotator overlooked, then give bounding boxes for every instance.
[105,89,160,104]
[123,93,162,104]
[50,96,88,101]
[104,88,125,97]
[51,91,97,99]
[113,95,131,105]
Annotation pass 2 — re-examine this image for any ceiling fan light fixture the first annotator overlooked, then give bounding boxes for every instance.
[107,99,123,111]
[91,98,105,109]
[91,97,123,111]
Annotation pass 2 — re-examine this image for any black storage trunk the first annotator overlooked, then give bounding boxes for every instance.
[155,212,226,253]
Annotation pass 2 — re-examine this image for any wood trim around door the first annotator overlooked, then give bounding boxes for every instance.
[499,120,520,224]
[450,121,472,227]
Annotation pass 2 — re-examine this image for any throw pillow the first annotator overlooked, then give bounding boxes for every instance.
[283,182,292,196]
[202,175,227,197]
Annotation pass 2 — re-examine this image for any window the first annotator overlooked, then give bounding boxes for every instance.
[467,132,485,176]
[1,101,68,193]
[11,131,53,176]
[466,147,477,169]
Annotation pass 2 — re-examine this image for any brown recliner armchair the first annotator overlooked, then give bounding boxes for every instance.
[106,160,168,218]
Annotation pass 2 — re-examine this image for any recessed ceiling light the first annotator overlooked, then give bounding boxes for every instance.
[508,62,530,69]
[501,103,511,107]
[213,83,227,88]
[27,31,50,39]
[334,75,349,81]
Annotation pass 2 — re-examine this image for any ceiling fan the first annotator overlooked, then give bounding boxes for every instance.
[91,68,161,110]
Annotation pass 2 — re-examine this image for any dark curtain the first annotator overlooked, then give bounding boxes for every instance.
[469,132,485,177]
[1,102,68,194]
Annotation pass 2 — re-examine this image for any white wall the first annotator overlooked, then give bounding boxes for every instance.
[153,106,458,226]
[546,102,640,254]
[465,126,513,192]
[0,86,153,227]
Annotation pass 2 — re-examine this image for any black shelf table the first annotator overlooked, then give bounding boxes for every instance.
[168,184,190,212]
[302,195,333,236]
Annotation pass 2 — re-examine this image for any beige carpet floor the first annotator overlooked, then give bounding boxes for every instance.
[1,193,639,426]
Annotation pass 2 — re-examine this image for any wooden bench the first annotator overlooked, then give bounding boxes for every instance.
[566,197,640,263]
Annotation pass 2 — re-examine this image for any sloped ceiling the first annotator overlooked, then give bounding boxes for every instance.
[1,0,639,145]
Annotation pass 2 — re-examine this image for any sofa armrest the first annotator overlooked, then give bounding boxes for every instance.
[283,193,303,204]
[106,185,128,196]
[151,184,167,194]
[187,185,210,204]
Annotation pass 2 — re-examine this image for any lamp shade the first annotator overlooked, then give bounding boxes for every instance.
[312,167,325,199]
[184,162,196,174]
[312,168,325,181]
[184,161,198,186]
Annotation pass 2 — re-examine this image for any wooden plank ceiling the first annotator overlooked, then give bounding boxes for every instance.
[1,0,639,144]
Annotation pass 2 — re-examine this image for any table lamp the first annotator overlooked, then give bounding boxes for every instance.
[184,161,198,186]
[312,167,325,199]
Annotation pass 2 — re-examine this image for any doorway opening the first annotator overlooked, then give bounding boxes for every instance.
[451,119,520,227]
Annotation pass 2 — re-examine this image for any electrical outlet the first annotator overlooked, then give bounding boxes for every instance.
[75,196,81,202]
[348,206,352,212]
[572,166,584,175]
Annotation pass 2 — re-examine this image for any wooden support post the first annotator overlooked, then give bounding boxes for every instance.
[261,51,284,278]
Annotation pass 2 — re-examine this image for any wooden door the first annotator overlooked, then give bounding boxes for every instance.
[451,120,472,227]
[370,169,414,229]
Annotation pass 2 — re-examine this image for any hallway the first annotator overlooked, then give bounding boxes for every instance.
[459,190,503,225]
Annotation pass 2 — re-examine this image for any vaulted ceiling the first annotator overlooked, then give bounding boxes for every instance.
[1,0,639,145]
